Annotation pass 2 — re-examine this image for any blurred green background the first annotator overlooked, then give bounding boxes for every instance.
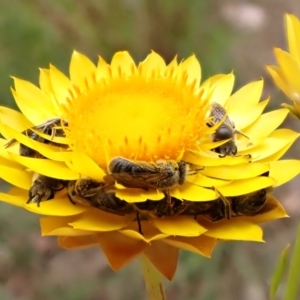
[0,0,300,299]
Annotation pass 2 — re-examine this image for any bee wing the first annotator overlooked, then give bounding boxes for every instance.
[105,171,168,189]
[34,118,60,130]
[210,102,235,128]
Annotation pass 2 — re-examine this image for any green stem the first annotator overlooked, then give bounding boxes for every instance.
[140,254,166,300]
[284,222,300,300]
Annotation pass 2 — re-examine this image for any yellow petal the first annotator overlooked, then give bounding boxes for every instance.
[140,51,166,78]
[26,196,87,216]
[227,80,263,108]
[40,216,91,236]
[176,54,201,86]
[286,14,300,63]
[240,129,299,161]
[217,176,275,196]
[0,191,24,207]
[229,100,269,129]
[244,108,289,137]
[69,208,133,231]
[165,55,178,75]
[184,151,251,167]
[274,48,300,95]
[144,241,179,280]
[0,165,31,190]
[9,153,79,180]
[209,73,235,106]
[120,220,169,242]
[267,65,294,101]
[69,51,96,90]
[187,173,229,187]
[282,103,300,119]
[39,68,53,94]
[66,150,106,181]
[0,155,23,169]
[141,190,165,201]
[1,123,69,162]
[163,235,217,257]
[200,218,264,241]
[0,106,32,138]
[200,163,269,180]
[269,160,300,186]
[179,182,218,201]
[115,188,164,203]
[111,51,136,77]
[49,64,72,104]
[12,78,56,123]
[96,56,110,80]
[98,231,148,270]
[58,235,99,249]
[259,141,297,163]
[152,216,207,236]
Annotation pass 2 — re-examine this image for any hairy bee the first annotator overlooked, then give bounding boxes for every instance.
[28,174,65,206]
[230,189,270,216]
[5,118,68,157]
[134,197,191,218]
[106,157,187,215]
[208,102,248,157]
[198,188,271,222]
[5,118,69,207]
[106,157,195,190]
[67,178,133,215]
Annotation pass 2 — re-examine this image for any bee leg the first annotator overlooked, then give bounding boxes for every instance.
[136,212,143,235]
[213,188,231,220]
[188,167,205,176]
[165,191,175,215]
[27,188,55,207]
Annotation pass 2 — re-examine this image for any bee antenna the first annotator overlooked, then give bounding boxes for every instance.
[235,129,249,139]
[187,166,204,175]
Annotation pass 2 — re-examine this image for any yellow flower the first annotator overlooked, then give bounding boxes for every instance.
[0,51,299,280]
[267,14,300,118]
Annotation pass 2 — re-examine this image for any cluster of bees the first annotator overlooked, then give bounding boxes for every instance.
[5,103,272,233]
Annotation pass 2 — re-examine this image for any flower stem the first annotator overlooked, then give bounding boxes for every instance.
[140,254,166,300]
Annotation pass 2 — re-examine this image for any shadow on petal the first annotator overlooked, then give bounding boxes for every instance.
[58,235,99,250]
[164,235,217,257]
[98,231,149,271]
[144,241,179,280]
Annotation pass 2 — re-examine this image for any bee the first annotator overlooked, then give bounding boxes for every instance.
[5,118,68,157]
[230,189,270,216]
[208,102,248,157]
[105,157,201,190]
[28,174,65,206]
[105,157,203,217]
[197,188,271,222]
[135,197,191,218]
[5,118,69,207]
[67,178,133,215]
[67,178,149,233]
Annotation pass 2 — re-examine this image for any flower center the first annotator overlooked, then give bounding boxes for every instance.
[64,75,209,168]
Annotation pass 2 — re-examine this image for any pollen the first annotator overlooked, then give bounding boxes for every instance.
[64,74,209,168]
